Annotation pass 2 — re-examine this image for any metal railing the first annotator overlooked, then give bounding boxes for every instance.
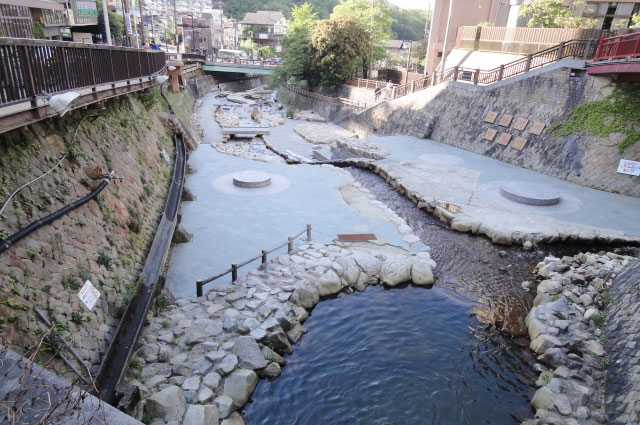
[207,57,282,68]
[196,224,312,297]
[182,53,206,62]
[0,38,166,108]
[282,84,369,109]
[347,39,597,100]
[594,31,640,61]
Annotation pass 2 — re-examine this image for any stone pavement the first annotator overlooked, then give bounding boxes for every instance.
[165,94,427,300]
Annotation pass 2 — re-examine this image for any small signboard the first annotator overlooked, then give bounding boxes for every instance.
[498,114,513,127]
[513,117,529,131]
[512,137,527,150]
[484,111,498,123]
[483,128,497,141]
[496,133,512,146]
[78,280,100,311]
[617,159,640,176]
[531,121,546,135]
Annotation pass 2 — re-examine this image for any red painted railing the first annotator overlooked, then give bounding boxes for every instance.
[594,31,640,61]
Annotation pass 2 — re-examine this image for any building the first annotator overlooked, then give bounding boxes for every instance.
[239,10,286,53]
[181,15,211,53]
[223,19,240,49]
[425,0,510,75]
[0,0,97,40]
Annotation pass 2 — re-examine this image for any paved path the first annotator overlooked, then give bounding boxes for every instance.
[165,94,425,299]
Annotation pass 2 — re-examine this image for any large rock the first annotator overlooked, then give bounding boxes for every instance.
[261,346,285,366]
[411,261,434,286]
[265,330,293,354]
[336,256,360,285]
[223,368,259,409]
[531,387,556,411]
[530,333,563,354]
[221,412,246,425]
[291,282,319,309]
[315,270,342,296]
[145,385,186,421]
[215,354,238,375]
[352,251,381,277]
[380,257,412,286]
[214,395,233,419]
[182,404,220,425]
[233,337,268,370]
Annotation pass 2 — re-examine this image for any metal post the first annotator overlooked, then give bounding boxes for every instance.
[231,263,238,282]
[497,64,504,81]
[306,224,312,241]
[196,279,203,297]
[452,66,458,81]
[262,249,268,264]
[524,54,532,72]
[556,41,565,61]
[287,237,294,253]
[101,0,112,45]
[138,0,146,46]
[583,39,592,60]
[473,68,479,85]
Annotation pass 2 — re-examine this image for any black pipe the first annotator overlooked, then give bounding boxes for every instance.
[0,180,109,255]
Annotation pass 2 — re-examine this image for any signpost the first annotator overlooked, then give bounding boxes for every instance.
[617,159,640,176]
[78,280,101,311]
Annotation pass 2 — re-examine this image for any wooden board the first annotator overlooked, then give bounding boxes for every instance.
[337,234,377,241]
[483,128,497,141]
[484,111,498,123]
[221,127,270,135]
[496,133,512,146]
[513,117,529,131]
[498,114,513,127]
[512,137,527,150]
[530,121,546,135]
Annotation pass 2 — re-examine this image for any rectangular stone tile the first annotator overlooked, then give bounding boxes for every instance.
[496,133,512,146]
[498,114,513,127]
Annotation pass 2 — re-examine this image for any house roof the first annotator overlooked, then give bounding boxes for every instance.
[240,10,285,26]
[387,40,404,49]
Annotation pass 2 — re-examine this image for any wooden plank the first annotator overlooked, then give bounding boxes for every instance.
[221,127,270,135]
[337,234,377,241]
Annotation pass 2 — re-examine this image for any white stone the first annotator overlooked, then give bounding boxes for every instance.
[380,257,412,286]
[411,261,434,286]
[182,404,219,425]
[223,368,259,409]
[145,385,186,421]
[215,395,234,419]
[315,269,343,296]
[182,376,200,391]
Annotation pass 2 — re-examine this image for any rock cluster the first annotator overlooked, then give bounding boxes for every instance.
[211,142,282,164]
[131,242,436,425]
[522,252,634,425]
[294,123,389,160]
[293,109,326,122]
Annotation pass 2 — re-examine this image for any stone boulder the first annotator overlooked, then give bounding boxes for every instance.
[351,251,381,277]
[411,261,434,286]
[315,270,342,296]
[223,368,259,409]
[145,385,186,421]
[265,330,293,354]
[222,412,246,425]
[380,257,412,286]
[336,256,360,285]
[183,404,220,425]
[233,337,268,370]
[291,282,319,309]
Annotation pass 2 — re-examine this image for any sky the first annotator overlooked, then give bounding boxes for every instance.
[386,0,433,11]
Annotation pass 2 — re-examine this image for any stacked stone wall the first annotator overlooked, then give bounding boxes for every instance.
[0,91,176,376]
[341,63,640,198]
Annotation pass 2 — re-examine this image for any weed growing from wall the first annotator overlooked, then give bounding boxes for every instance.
[551,82,640,152]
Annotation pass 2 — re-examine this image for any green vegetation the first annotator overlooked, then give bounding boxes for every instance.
[97,248,113,270]
[127,205,142,233]
[32,22,45,39]
[2,298,29,311]
[96,0,125,44]
[551,83,640,152]
[61,274,81,290]
[258,46,276,58]
[592,312,607,328]
[519,0,596,28]
[598,355,611,366]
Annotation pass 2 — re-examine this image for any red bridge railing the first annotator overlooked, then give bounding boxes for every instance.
[0,38,166,108]
[594,31,640,61]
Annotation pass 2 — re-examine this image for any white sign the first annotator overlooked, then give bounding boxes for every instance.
[78,280,100,311]
[617,159,640,176]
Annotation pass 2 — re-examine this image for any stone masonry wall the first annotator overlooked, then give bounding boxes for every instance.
[0,90,176,376]
[604,258,640,424]
[277,86,359,122]
[341,61,640,198]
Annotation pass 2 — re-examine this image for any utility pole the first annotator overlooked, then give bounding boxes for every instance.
[101,0,111,45]
[405,41,412,84]
[440,0,454,74]
[173,0,178,52]
[369,0,375,78]
[138,0,146,45]
[122,0,134,47]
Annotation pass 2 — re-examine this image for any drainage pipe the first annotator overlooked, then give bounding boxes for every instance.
[0,180,109,255]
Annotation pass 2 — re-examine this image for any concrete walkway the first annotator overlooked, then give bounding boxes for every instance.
[165,94,425,299]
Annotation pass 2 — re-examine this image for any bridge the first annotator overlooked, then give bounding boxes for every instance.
[0,38,166,134]
[203,58,281,75]
[587,31,640,81]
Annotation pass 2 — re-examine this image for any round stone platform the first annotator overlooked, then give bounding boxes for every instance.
[232,170,272,188]
[499,181,561,206]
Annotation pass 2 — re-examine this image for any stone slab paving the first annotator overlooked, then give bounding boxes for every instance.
[135,242,435,425]
[165,94,427,300]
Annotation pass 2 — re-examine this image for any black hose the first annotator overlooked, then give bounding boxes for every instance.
[0,180,109,255]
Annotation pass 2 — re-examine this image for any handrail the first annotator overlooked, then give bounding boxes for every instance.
[594,31,640,61]
[347,38,597,100]
[196,224,312,297]
[281,84,369,109]
[0,38,166,108]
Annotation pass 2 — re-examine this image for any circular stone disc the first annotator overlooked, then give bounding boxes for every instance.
[499,181,561,206]
[232,170,272,188]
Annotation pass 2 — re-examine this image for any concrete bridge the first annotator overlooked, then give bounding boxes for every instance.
[203,58,281,75]
[0,38,166,134]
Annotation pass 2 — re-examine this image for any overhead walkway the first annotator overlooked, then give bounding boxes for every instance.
[587,32,640,81]
[0,38,166,134]
[203,58,281,75]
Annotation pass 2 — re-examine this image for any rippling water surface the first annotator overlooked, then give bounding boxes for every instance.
[244,285,537,425]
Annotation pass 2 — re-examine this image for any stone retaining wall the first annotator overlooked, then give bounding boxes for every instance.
[277,86,358,122]
[340,61,640,198]
[604,258,640,424]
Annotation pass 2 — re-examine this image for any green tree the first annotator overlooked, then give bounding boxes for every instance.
[519,0,595,28]
[331,0,392,73]
[388,6,429,41]
[276,2,318,83]
[258,46,276,58]
[632,13,640,27]
[240,38,254,55]
[309,16,369,86]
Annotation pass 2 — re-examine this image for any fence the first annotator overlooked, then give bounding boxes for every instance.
[196,224,312,297]
[348,39,597,100]
[456,26,603,54]
[0,38,166,108]
[0,4,33,38]
[595,31,640,61]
